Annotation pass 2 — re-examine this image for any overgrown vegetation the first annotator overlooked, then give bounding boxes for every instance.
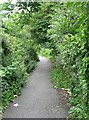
[49,2,89,119]
[51,57,70,89]
[1,2,39,110]
[0,1,89,119]
[39,47,51,59]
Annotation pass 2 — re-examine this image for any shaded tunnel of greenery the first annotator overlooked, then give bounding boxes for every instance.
[0,1,89,119]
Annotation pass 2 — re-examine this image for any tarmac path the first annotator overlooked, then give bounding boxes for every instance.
[3,56,69,118]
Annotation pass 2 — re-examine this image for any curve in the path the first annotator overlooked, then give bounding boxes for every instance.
[3,56,69,118]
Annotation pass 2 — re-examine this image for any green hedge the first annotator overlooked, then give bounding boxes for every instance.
[1,31,39,109]
[0,5,40,109]
[49,3,89,118]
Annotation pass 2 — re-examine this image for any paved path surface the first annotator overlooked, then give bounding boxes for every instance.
[3,56,69,118]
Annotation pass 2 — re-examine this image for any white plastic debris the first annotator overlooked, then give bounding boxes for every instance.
[54,86,57,89]
[14,95,17,97]
[13,103,19,107]
[12,99,14,102]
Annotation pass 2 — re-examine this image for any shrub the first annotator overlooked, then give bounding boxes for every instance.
[1,30,38,109]
[51,57,70,89]
[39,48,52,59]
[49,2,89,118]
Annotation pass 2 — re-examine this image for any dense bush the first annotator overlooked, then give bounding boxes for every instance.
[24,48,39,73]
[39,47,52,59]
[1,4,39,109]
[51,57,70,89]
[1,30,39,109]
[49,2,89,119]
[29,3,53,44]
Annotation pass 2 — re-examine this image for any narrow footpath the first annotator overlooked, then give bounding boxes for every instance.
[3,56,69,118]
